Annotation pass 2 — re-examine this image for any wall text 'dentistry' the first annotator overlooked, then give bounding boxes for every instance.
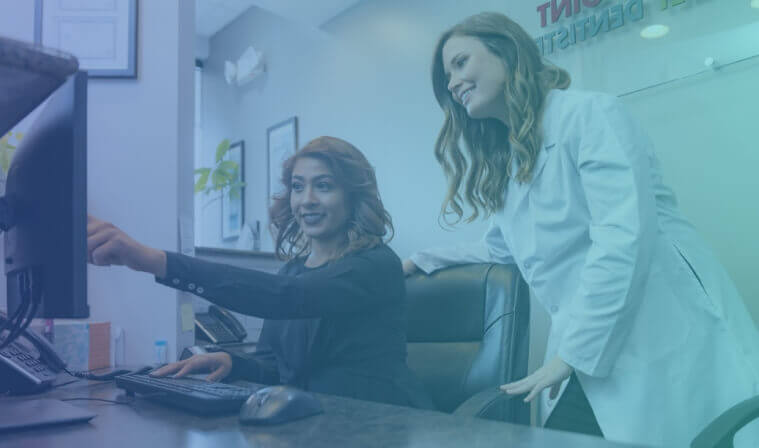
[534,0,644,56]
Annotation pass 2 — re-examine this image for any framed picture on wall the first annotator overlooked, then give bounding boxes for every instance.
[267,117,298,207]
[221,140,245,240]
[34,0,138,78]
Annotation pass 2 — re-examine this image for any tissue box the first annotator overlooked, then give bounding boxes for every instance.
[50,321,111,371]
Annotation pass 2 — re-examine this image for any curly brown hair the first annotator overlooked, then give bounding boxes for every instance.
[269,136,394,261]
[431,12,571,224]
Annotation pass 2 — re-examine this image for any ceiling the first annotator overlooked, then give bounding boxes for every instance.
[195,0,363,37]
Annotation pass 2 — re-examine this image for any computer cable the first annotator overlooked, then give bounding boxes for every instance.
[0,271,40,350]
[60,390,169,405]
[66,369,131,380]
[10,287,40,344]
[51,379,82,388]
[65,365,154,381]
[0,273,31,350]
[60,397,136,406]
[0,301,24,342]
[0,288,26,334]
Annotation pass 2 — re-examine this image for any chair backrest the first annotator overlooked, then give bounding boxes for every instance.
[405,263,530,423]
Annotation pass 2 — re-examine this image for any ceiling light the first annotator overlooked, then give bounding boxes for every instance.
[640,24,670,39]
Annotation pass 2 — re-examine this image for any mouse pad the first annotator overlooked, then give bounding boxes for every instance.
[0,398,96,432]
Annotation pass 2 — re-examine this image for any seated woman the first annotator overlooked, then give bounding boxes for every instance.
[87,136,434,409]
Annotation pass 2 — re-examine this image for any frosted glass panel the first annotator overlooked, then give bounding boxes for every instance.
[621,55,759,323]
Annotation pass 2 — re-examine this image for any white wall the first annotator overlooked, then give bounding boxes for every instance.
[85,0,195,364]
[0,0,35,42]
[0,0,196,364]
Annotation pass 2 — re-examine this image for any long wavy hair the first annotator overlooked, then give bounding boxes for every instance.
[431,12,571,223]
[269,136,394,261]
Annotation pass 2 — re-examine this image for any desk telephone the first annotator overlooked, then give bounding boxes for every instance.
[195,305,247,344]
[0,313,66,394]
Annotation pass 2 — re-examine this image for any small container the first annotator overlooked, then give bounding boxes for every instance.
[154,340,168,364]
[252,220,261,252]
[111,326,125,367]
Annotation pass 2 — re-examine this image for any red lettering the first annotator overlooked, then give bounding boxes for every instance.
[537,2,550,27]
[552,0,571,24]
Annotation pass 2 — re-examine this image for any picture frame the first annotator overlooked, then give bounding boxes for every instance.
[34,0,138,78]
[221,140,245,241]
[267,117,298,207]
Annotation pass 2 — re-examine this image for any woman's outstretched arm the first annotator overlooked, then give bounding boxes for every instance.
[405,219,514,275]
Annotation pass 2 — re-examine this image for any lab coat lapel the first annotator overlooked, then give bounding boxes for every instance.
[508,142,556,210]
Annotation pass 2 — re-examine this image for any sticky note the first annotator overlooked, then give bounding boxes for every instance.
[181,303,195,332]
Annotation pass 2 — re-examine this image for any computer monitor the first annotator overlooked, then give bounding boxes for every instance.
[3,70,89,319]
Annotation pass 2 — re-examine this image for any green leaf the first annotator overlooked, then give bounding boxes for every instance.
[217,160,238,177]
[194,169,210,193]
[212,169,232,187]
[215,139,230,164]
[228,181,246,200]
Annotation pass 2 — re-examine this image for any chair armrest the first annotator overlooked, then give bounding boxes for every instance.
[453,387,524,422]
[691,396,759,448]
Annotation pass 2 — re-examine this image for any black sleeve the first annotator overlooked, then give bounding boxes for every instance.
[223,349,280,384]
[155,246,402,319]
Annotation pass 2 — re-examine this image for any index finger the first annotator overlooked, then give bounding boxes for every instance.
[87,216,109,237]
[150,360,185,377]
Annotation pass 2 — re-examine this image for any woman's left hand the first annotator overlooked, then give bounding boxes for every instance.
[500,356,573,402]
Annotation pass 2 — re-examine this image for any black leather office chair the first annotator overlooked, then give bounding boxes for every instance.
[691,396,759,448]
[405,263,530,424]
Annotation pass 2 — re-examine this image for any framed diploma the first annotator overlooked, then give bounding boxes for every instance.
[35,0,138,78]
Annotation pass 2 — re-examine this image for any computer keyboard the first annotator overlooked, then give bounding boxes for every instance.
[115,373,262,415]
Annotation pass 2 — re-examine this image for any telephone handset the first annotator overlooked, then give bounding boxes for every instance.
[0,313,66,394]
[194,305,247,344]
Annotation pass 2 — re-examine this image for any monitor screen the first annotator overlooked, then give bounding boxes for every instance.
[3,71,88,318]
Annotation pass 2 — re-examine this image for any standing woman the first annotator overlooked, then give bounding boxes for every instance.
[404,12,759,447]
[88,136,433,409]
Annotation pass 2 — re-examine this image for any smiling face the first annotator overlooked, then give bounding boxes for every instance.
[442,35,509,121]
[289,156,350,250]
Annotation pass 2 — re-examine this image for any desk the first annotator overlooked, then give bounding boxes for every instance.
[1,377,645,448]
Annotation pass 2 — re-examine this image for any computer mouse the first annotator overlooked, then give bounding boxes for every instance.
[239,385,323,425]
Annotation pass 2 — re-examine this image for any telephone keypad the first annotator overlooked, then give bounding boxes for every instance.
[3,341,57,381]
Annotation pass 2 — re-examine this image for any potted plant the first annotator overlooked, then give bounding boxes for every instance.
[194,138,246,205]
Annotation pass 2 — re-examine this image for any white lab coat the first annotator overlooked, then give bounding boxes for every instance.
[410,89,759,447]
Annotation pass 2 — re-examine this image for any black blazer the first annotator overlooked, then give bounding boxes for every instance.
[157,244,434,410]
